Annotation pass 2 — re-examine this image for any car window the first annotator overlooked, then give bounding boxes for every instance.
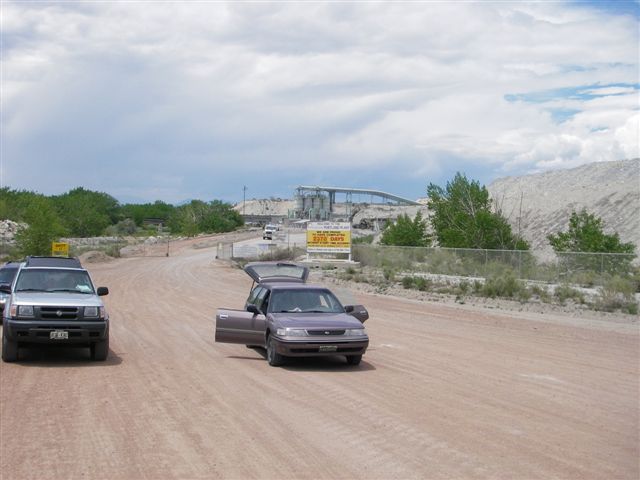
[251,287,269,313]
[246,286,264,306]
[14,269,95,293]
[259,290,271,314]
[269,289,344,314]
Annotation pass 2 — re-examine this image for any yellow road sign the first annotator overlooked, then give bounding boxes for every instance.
[51,242,70,257]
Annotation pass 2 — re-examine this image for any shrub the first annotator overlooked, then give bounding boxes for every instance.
[531,284,552,303]
[594,276,637,312]
[402,276,414,289]
[353,235,374,245]
[258,247,302,261]
[554,284,585,305]
[383,267,395,282]
[414,277,430,291]
[105,244,122,258]
[481,273,527,299]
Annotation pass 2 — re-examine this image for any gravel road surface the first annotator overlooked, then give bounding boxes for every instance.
[1,239,638,479]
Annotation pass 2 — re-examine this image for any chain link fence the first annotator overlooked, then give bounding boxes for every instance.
[352,244,637,287]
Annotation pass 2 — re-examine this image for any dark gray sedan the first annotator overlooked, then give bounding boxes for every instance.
[215,262,369,366]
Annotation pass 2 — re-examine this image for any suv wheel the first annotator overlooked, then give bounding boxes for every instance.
[91,333,109,361]
[2,329,18,362]
[266,335,284,367]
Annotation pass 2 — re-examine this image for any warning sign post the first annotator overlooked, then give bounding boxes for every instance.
[51,242,70,257]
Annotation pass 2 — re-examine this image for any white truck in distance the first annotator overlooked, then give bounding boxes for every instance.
[263,224,277,240]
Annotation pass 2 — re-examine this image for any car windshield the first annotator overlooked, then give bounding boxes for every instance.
[14,269,95,294]
[269,288,344,314]
[0,268,18,284]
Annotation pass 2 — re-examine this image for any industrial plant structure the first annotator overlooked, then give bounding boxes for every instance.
[290,186,419,221]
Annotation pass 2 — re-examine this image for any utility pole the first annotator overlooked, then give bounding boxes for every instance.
[243,185,247,217]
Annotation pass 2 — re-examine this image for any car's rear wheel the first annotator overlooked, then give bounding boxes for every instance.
[346,354,362,366]
[2,329,18,362]
[91,334,109,361]
[266,336,284,367]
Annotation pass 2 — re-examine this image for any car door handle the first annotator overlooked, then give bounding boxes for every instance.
[219,314,229,319]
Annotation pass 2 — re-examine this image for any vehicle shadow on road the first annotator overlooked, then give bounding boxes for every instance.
[234,348,376,372]
[10,345,123,367]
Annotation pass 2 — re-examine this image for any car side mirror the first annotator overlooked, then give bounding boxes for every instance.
[246,304,260,315]
[0,283,11,294]
[97,287,109,296]
[345,304,368,323]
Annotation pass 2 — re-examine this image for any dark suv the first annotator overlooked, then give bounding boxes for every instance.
[0,261,21,319]
[1,256,110,362]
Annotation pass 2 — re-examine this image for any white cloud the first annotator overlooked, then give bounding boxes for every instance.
[1,1,638,202]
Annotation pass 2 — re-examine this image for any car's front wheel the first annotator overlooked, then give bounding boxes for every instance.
[90,334,109,361]
[266,335,284,367]
[346,354,362,366]
[2,328,18,362]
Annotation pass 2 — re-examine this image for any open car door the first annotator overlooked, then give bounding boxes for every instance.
[215,308,267,346]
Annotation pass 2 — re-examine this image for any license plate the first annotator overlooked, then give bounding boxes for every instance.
[319,345,337,352]
[50,330,68,340]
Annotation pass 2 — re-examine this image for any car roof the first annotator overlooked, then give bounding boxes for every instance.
[24,256,82,269]
[1,261,21,269]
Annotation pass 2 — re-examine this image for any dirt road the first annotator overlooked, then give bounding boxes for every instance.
[1,239,638,479]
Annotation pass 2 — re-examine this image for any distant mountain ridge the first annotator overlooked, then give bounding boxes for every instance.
[488,159,640,252]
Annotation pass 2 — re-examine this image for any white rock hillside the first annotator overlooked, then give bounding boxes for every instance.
[488,159,640,252]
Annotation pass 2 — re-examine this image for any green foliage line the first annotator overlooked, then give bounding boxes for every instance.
[0,187,243,257]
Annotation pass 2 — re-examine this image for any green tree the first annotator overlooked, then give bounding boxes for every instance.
[0,188,43,221]
[548,210,635,254]
[53,187,120,237]
[168,200,243,236]
[380,212,431,247]
[427,173,528,250]
[120,200,175,227]
[15,197,67,256]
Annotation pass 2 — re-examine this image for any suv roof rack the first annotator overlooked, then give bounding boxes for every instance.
[24,256,82,268]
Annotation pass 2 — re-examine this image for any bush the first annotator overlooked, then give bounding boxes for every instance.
[353,235,374,245]
[594,276,637,313]
[481,273,527,299]
[414,277,430,291]
[531,284,552,303]
[258,247,302,261]
[402,276,414,289]
[382,267,395,282]
[554,284,585,305]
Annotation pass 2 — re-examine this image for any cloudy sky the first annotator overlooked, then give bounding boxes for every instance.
[1,1,638,204]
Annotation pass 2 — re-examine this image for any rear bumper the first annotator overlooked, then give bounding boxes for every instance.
[3,319,109,344]
[272,336,368,357]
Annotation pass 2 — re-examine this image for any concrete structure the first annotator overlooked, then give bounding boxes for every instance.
[291,186,419,221]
